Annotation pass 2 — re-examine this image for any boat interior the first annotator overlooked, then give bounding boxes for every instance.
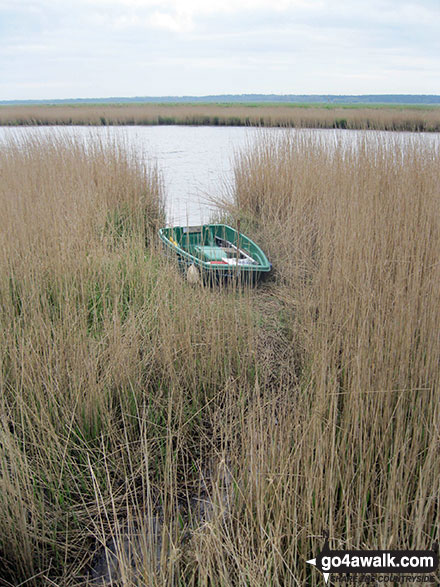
[163,225,260,266]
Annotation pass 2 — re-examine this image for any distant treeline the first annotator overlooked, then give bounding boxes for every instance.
[1,94,440,106]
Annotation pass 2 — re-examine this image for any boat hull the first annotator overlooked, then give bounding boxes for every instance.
[158,224,272,284]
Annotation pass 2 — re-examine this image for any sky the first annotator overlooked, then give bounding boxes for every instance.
[0,0,439,100]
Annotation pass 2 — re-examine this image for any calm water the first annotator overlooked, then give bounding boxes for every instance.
[1,125,439,225]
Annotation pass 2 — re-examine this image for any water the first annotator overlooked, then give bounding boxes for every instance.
[1,126,439,225]
[0,125,266,225]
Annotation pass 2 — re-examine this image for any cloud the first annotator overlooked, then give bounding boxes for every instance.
[149,10,194,32]
[80,0,325,33]
[0,0,438,98]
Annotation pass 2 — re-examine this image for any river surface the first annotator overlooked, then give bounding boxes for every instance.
[0,126,439,225]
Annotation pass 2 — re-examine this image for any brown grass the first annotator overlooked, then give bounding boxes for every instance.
[224,131,440,570]
[0,130,439,585]
[1,103,440,131]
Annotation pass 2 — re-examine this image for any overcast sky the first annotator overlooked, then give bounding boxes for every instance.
[0,0,439,100]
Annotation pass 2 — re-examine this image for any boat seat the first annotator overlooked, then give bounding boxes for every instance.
[194,245,227,262]
[219,247,237,255]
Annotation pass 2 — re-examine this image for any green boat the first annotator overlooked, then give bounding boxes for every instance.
[158,224,272,283]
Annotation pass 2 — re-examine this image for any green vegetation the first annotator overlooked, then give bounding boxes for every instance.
[0,132,439,585]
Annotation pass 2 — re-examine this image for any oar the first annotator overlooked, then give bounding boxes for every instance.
[215,236,256,264]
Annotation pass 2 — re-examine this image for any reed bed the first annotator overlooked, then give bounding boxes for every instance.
[0,134,274,585]
[222,131,440,581]
[0,130,439,585]
[1,103,440,131]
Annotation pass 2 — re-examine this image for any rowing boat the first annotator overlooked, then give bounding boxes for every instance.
[158,224,272,283]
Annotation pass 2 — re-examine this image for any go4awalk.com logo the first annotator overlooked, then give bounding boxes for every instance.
[307,533,439,584]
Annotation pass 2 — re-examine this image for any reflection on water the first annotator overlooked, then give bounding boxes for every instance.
[1,125,439,226]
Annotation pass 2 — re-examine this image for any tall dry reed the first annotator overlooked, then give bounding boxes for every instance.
[0,134,266,585]
[0,133,165,582]
[1,130,439,585]
[1,103,440,131]
[220,131,440,582]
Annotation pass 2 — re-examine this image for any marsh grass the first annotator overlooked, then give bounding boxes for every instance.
[223,131,440,573]
[1,103,440,131]
[0,131,439,585]
[0,134,267,585]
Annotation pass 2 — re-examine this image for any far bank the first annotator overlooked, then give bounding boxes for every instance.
[1,102,440,131]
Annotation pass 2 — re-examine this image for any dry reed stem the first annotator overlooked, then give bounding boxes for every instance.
[217,131,440,583]
[1,131,439,585]
[1,103,440,131]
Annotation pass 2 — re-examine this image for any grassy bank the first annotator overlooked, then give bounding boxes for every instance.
[1,103,440,131]
[0,132,439,585]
